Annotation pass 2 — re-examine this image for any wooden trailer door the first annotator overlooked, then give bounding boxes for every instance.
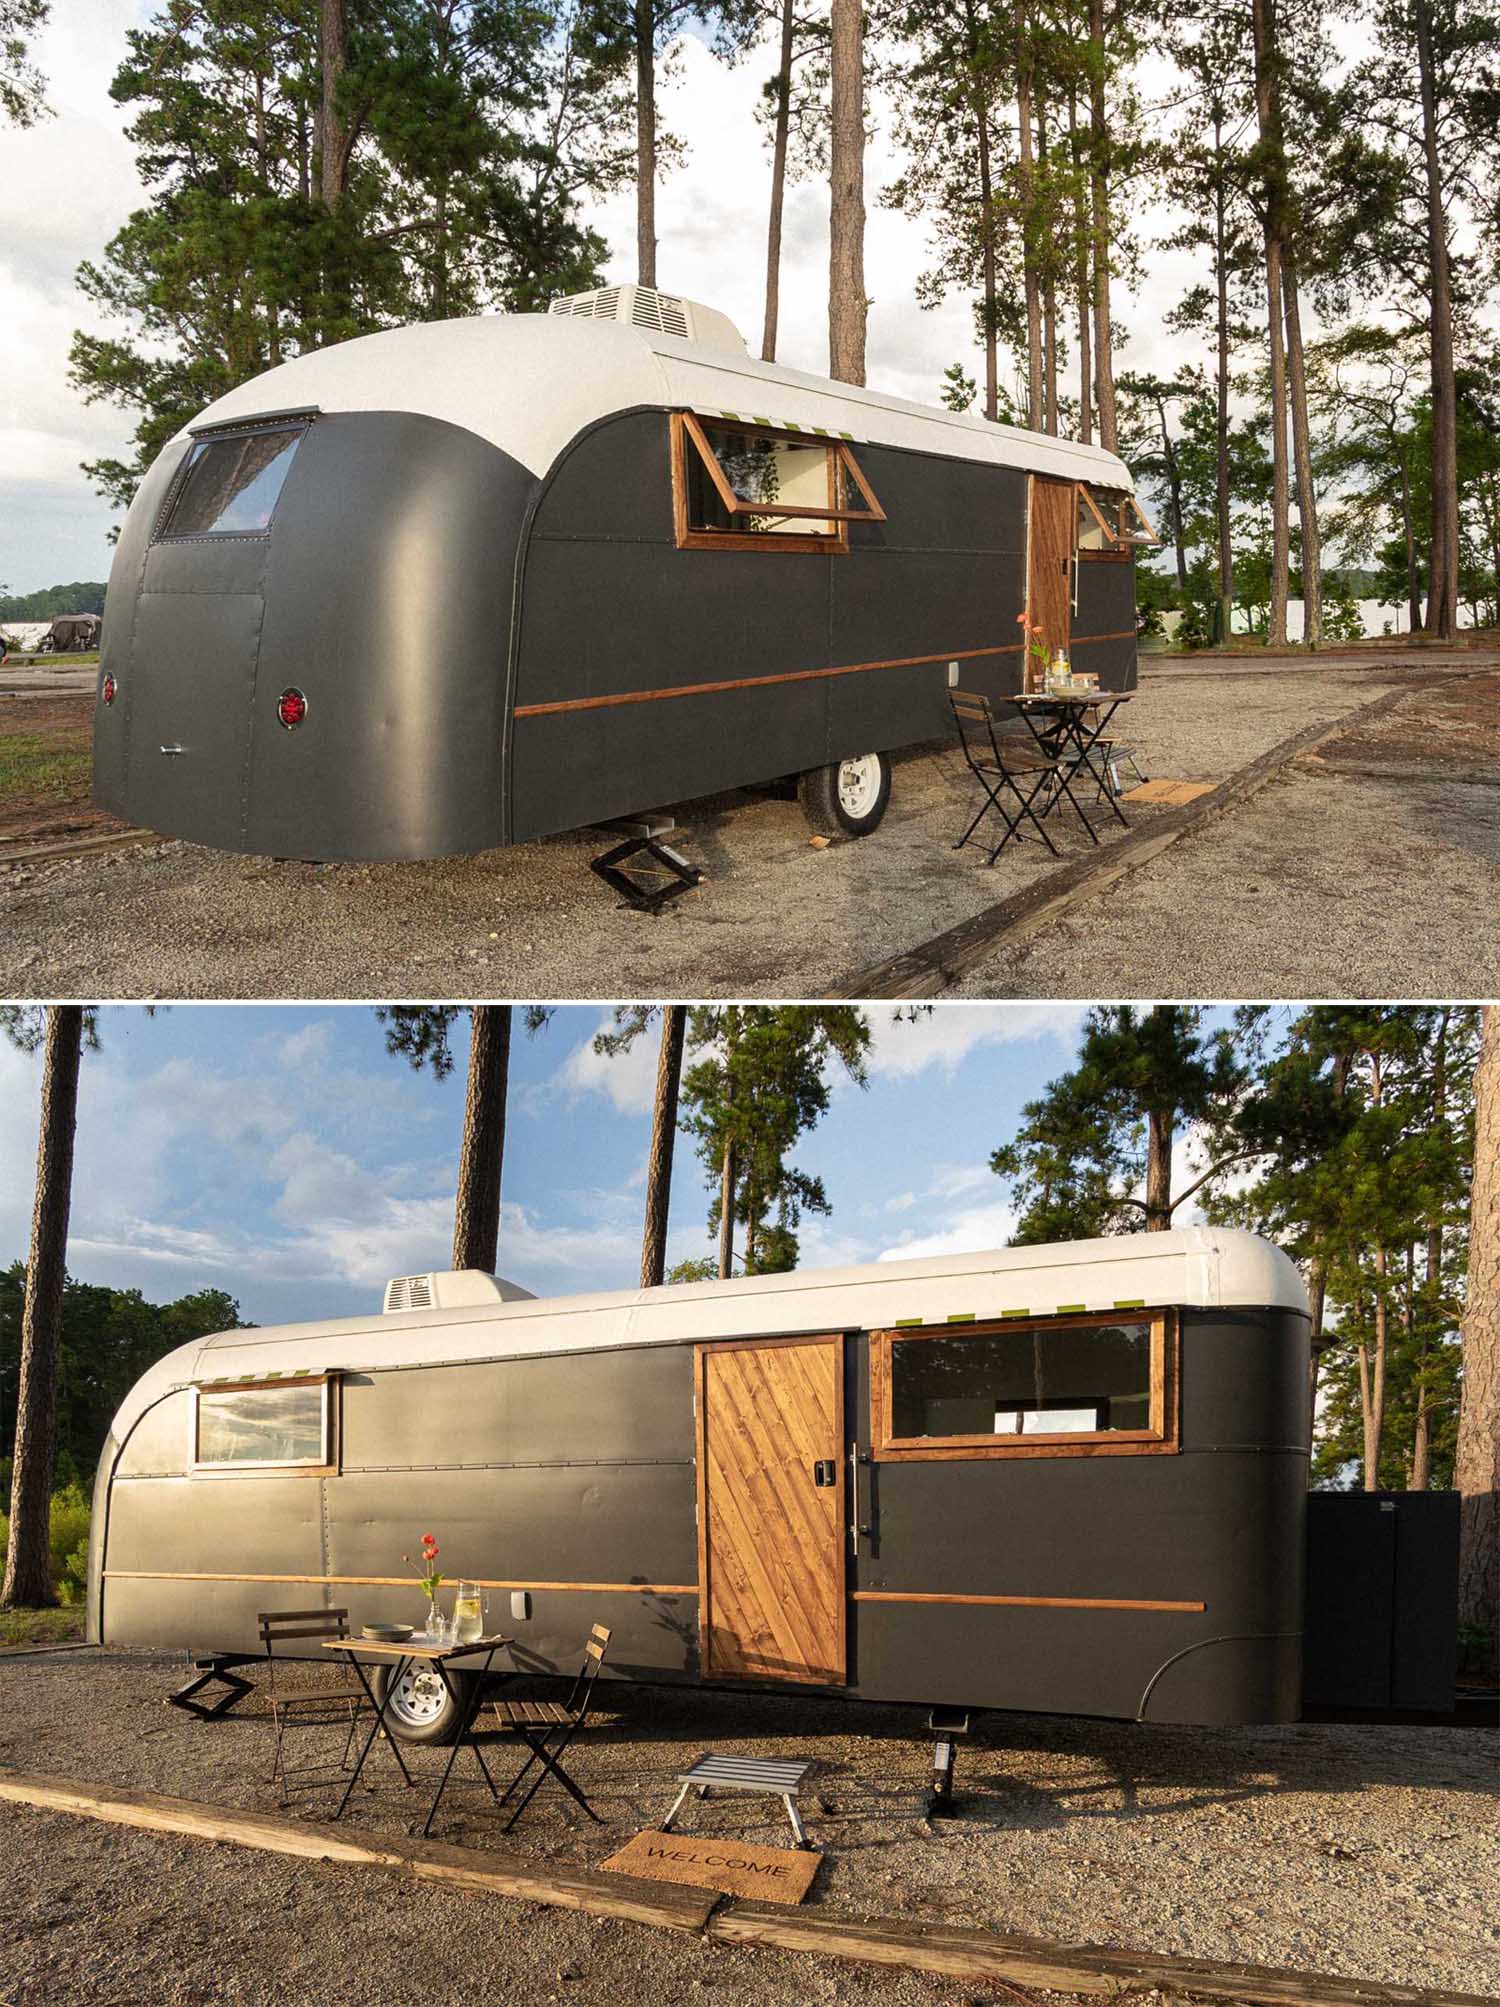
[695,1335,846,1685]
[1027,475,1076,659]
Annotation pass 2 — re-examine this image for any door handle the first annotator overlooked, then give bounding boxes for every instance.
[812,1459,836,1488]
[159,743,185,756]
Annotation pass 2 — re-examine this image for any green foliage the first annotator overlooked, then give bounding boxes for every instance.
[0,1482,91,1604]
[0,0,49,126]
[680,1006,870,1274]
[939,362,977,413]
[991,1006,1251,1241]
[665,1256,719,1285]
[0,581,107,622]
[70,0,627,518]
[0,1265,249,1482]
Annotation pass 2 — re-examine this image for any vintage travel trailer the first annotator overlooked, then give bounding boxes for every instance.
[92,285,1154,861]
[90,1226,1318,1740]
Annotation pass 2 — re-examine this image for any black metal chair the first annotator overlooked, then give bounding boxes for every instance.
[490,1622,612,1830]
[258,1608,369,1804]
[949,689,1079,861]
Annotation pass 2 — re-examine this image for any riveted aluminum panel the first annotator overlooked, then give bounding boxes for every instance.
[340,1346,693,1469]
[114,1388,192,1477]
[106,1473,325,1577]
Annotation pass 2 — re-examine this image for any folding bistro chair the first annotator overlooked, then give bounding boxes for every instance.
[258,1608,369,1805]
[490,1623,611,1831]
[949,689,1069,861]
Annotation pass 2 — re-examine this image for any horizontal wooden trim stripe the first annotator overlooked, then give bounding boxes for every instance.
[1070,630,1137,646]
[851,1591,1205,1613]
[104,1571,697,1595]
[513,643,1025,719]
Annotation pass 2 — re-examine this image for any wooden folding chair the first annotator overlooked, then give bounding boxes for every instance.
[258,1608,369,1804]
[949,689,1068,861]
[490,1623,611,1830]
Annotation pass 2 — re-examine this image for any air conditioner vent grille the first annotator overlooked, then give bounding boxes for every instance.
[383,1274,433,1314]
[631,290,690,337]
[548,286,622,321]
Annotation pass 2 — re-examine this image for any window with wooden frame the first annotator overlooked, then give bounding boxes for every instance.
[869,1311,1178,1460]
[1076,484,1159,558]
[671,412,886,554]
[191,1375,337,1473]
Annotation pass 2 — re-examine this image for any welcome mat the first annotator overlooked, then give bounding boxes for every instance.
[1122,778,1217,805]
[600,1829,819,1904]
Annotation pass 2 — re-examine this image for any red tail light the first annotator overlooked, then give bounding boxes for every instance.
[101,674,117,706]
[277,688,307,730]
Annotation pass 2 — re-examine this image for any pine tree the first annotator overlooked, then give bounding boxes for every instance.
[0,0,47,125]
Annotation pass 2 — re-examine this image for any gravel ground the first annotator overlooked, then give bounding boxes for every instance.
[4,654,1485,1002]
[1,1650,1495,2006]
[954,673,1500,999]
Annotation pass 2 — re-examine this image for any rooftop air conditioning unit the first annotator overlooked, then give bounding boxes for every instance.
[382,1270,538,1314]
[547,284,747,356]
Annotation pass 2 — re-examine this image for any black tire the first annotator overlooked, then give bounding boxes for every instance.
[371,1661,475,1745]
[798,752,892,839]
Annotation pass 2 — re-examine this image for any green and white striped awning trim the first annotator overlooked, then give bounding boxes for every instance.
[889,1299,1156,1330]
[196,1367,325,1386]
[714,410,857,442]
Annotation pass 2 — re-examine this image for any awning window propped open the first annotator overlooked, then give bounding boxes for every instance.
[675,413,887,550]
[1078,483,1159,552]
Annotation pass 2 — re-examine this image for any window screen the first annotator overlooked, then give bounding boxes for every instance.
[160,425,304,539]
[889,1320,1153,1442]
[195,1380,328,1467]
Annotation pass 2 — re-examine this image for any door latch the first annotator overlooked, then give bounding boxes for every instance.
[812,1459,836,1487]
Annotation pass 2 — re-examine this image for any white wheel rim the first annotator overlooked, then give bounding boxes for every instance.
[837,755,882,820]
[388,1665,447,1727]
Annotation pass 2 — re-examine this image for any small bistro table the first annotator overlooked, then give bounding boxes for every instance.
[322,1633,512,1837]
[1012,689,1136,831]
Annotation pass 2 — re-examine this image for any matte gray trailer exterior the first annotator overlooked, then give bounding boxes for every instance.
[92,312,1141,861]
[90,1229,1311,1726]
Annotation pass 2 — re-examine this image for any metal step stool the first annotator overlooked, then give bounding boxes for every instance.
[661,1751,817,1850]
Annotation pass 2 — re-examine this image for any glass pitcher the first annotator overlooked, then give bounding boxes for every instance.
[454,1581,484,1644]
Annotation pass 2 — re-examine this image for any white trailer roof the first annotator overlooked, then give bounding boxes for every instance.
[114,1228,1304,1443]
[182,312,1135,489]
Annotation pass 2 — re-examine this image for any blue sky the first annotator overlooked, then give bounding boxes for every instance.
[0,1003,1159,1328]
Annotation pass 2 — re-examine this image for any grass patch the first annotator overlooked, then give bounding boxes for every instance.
[0,733,91,807]
[3,652,100,668]
[0,1605,86,1647]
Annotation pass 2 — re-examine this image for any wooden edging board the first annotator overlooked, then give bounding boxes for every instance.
[824,680,1457,1002]
[0,829,155,869]
[1,1767,1495,2007]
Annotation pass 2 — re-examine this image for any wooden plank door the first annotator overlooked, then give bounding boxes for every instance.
[696,1335,845,1685]
[1027,475,1076,659]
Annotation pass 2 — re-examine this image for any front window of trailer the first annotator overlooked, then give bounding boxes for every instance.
[193,1377,331,1468]
[673,413,886,551]
[870,1312,1175,1457]
[158,424,306,540]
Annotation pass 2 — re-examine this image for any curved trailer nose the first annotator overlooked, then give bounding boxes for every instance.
[93,409,538,861]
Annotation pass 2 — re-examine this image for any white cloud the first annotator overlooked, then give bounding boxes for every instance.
[863,1004,1085,1081]
[554,1011,659,1115]
[877,1196,1020,1263]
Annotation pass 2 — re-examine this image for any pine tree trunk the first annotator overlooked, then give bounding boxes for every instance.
[635,0,657,288]
[1,1007,84,1611]
[317,0,348,208]
[1067,85,1092,445]
[1213,141,1234,644]
[828,0,866,385]
[1038,103,1058,435]
[964,0,999,423]
[717,1134,737,1279]
[1456,1007,1499,1668]
[1399,456,1422,632]
[1144,1109,1173,1230]
[1154,392,1188,592]
[640,1006,687,1288]
[1017,0,1044,431]
[452,1006,511,1275]
[1087,0,1116,452]
[761,0,796,362]
[1307,1253,1327,1417]
[1251,0,1290,646]
[1282,260,1323,645]
[1366,1245,1389,1490]
[1414,0,1458,640]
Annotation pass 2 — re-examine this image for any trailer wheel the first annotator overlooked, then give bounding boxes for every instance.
[371,1661,473,1746]
[798,753,891,839]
